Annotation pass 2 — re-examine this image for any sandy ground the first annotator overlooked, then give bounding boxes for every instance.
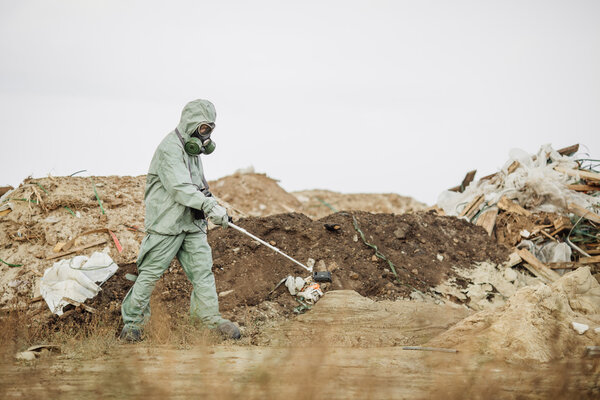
[2,345,597,400]
[2,289,600,399]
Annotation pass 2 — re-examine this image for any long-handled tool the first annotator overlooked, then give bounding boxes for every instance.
[229,222,313,272]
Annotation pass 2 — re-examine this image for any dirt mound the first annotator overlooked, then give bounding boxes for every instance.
[0,176,147,306]
[210,211,509,308]
[208,172,427,219]
[428,267,600,362]
[209,172,302,217]
[293,189,427,219]
[38,210,509,339]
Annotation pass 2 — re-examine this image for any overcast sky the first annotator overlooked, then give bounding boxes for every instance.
[1,0,599,205]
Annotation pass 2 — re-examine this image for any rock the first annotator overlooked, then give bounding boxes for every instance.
[436,254,444,262]
[316,260,327,271]
[371,255,378,262]
[412,269,418,275]
[329,262,340,272]
[219,289,235,298]
[15,351,37,361]
[393,228,406,240]
[306,258,316,269]
[352,234,358,242]
[572,321,589,335]
[349,272,359,280]
[504,268,517,282]
[269,240,276,246]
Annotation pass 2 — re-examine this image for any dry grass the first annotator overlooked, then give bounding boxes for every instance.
[1,298,599,399]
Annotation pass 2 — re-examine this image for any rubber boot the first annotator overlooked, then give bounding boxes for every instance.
[217,321,241,340]
[119,326,143,343]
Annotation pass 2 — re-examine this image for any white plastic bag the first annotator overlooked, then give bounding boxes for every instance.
[40,252,118,315]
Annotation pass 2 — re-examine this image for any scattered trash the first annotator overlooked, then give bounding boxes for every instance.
[63,206,76,217]
[584,346,600,358]
[219,289,234,297]
[0,258,22,268]
[15,344,60,361]
[91,178,106,215]
[40,251,118,315]
[285,276,306,296]
[402,346,458,353]
[572,321,589,335]
[297,282,323,303]
[438,144,600,282]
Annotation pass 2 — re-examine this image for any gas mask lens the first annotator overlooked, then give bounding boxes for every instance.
[197,123,214,137]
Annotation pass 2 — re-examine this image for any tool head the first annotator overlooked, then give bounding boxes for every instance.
[313,271,332,283]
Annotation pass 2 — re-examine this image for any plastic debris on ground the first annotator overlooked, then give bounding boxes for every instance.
[40,250,118,315]
[437,143,600,286]
[283,274,324,313]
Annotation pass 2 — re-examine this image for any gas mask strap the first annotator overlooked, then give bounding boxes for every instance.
[175,128,211,196]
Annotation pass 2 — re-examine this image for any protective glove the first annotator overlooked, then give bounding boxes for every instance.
[206,203,229,228]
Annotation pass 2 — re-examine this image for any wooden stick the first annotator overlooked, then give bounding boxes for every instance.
[540,230,557,242]
[516,248,561,283]
[549,256,600,269]
[402,346,458,353]
[557,144,580,156]
[46,239,107,261]
[497,196,531,217]
[475,207,498,235]
[568,203,600,224]
[568,184,600,192]
[449,170,477,192]
[62,297,97,313]
[459,195,484,219]
[555,167,600,182]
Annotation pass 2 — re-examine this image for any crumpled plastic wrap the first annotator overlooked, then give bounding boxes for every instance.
[284,275,324,304]
[437,144,596,216]
[518,240,572,264]
[40,251,118,315]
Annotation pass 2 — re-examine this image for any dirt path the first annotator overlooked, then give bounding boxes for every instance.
[2,290,598,399]
[1,345,597,399]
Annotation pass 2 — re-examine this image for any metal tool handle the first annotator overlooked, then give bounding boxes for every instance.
[229,222,313,272]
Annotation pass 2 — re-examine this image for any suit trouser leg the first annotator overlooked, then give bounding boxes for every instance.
[177,230,227,328]
[121,233,184,329]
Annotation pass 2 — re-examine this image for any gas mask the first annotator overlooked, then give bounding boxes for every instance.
[184,123,216,156]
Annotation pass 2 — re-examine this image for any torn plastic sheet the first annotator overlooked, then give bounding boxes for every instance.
[518,240,572,264]
[437,145,596,216]
[40,251,118,315]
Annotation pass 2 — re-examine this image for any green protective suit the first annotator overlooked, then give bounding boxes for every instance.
[121,99,228,329]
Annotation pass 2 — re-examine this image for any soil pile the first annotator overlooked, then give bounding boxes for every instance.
[0,176,147,306]
[0,172,426,307]
[39,211,509,339]
[293,189,426,219]
[428,267,600,362]
[208,172,302,217]
[209,172,427,219]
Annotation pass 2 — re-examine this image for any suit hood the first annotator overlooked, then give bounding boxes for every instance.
[176,99,217,140]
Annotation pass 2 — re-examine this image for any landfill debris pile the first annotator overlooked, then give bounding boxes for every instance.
[0,176,146,307]
[436,144,600,292]
[292,189,426,219]
[428,267,600,362]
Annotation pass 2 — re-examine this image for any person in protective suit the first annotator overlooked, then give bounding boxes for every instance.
[120,99,241,342]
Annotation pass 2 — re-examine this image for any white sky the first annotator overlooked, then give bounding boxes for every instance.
[1,0,599,205]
